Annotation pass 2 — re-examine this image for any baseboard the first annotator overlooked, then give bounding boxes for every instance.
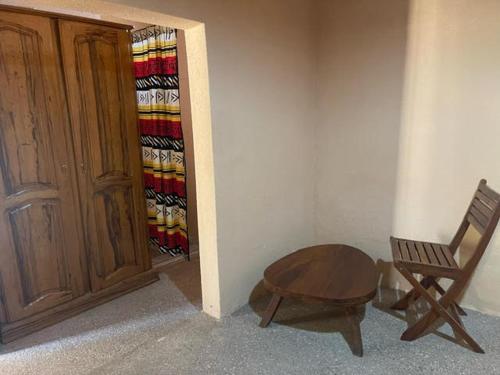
[0,270,159,344]
[153,249,199,269]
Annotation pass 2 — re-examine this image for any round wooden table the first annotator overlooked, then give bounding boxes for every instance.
[260,244,378,357]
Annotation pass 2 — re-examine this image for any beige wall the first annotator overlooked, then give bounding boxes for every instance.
[314,0,409,260]
[3,0,500,317]
[2,0,318,316]
[393,0,500,316]
[315,0,500,316]
[109,0,318,314]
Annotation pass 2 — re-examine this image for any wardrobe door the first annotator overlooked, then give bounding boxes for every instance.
[58,20,150,292]
[0,11,88,321]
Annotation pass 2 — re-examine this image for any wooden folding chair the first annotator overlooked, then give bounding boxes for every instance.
[390,179,500,353]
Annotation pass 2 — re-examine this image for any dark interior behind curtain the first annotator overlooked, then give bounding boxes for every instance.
[132,26,189,257]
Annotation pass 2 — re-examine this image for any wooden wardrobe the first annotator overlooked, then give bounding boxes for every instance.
[0,6,157,343]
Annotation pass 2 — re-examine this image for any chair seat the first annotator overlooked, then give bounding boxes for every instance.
[391,236,460,279]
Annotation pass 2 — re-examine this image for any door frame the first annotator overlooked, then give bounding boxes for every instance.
[0,0,222,319]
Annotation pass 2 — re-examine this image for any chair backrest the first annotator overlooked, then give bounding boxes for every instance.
[449,179,500,272]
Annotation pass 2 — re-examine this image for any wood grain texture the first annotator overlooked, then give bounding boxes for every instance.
[391,179,500,353]
[0,271,158,343]
[0,8,156,343]
[259,294,282,328]
[391,237,460,279]
[260,244,377,357]
[0,4,132,30]
[345,306,363,357]
[0,10,88,323]
[58,20,150,292]
[263,244,378,305]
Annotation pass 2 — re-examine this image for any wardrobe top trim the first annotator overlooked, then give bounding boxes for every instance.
[0,4,132,30]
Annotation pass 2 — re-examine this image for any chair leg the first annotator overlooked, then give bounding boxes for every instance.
[445,301,467,341]
[400,308,439,341]
[398,268,484,354]
[391,290,417,310]
[259,294,283,328]
[391,276,433,310]
[454,304,468,317]
[430,278,467,316]
[392,275,467,317]
[450,304,464,328]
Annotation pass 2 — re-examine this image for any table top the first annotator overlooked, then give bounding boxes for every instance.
[263,244,378,305]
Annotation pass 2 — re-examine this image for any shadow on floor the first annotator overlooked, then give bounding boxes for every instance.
[0,258,202,355]
[374,258,473,351]
[248,273,473,354]
[157,256,202,309]
[371,283,473,351]
[247,280,366,355]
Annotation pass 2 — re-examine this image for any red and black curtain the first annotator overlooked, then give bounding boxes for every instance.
[132,26,189,257]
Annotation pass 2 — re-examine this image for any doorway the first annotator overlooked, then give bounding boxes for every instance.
[2,0,222,320]
[130,24,200,267]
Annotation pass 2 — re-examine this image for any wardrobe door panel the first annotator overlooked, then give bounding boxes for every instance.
[0,11,88,322]
[0,27,55,193]
[93,186,141,277]
[58,20,150,291]
[72,35,131,180]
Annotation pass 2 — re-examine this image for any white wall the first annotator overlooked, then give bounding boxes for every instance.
[109,0,318,314]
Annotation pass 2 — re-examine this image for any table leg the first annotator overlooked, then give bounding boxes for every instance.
[345,306,363,357]
[259,294,283,328]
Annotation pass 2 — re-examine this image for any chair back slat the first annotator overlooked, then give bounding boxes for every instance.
[390,179,499,353]
[466,180,500,236]
[476,190,497,210]
[478,181,500,202]
[449,179,500,275]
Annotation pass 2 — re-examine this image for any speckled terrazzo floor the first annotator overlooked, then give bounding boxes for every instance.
[1,258,500,375]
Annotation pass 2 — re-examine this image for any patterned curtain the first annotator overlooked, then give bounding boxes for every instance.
[132,26,189,257]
